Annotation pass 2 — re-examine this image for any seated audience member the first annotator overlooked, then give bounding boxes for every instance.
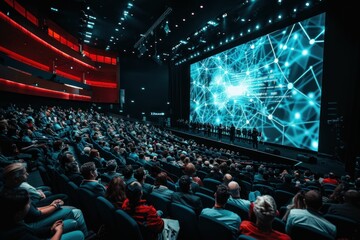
[223,173,233,187]
[122,181,164,240]
[0,188,85,240]
[122,164,136,185]
[276,174,300,194]
[152,172,174,200]
[227,181,251,213]
[89,149,106,170]
[10,187,89,237]
[101,159,122,186]
[285,190,336,237]
[80,162,106,196]
[105,176,126,208]
[327,189,360,222]
[240,195,291,240]
[64,160,84,186]
[172,175,203,215]
[282,191,306,222]
[134,167,153,198]
[3,163,68,207]
[322,172,339,185]
[200,184,241,238]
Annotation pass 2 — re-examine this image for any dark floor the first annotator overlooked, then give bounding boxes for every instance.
[168,128,347,177]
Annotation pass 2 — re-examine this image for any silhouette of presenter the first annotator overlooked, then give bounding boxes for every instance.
[252,127,259,149]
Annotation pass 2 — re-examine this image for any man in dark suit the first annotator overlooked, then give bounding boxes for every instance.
[79,161,106,196]
[172,175,203,215]
[230,124,236,144]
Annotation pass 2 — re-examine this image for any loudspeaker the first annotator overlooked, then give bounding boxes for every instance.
[265,147,280,155]
[296,154,317,164]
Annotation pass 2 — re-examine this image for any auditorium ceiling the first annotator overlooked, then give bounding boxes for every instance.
[16,0,326,63]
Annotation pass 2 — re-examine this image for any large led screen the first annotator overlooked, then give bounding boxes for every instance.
[190,13,325,151]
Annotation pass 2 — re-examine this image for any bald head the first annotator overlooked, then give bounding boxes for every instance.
[228,181,240,198]
[223,173,233,184]
[304,190,322,210]
[344,190,360,205]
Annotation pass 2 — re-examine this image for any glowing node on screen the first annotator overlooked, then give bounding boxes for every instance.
[246,120,250,124]
[287,83,293,89]
[302,49,308,55]
[250,44,255,49]
[293,34,298,39]
[216,118,220,123]
[309,39,315,45]
[226,85,247,97]
[285,62,289,67]
[268,114,273,120]
[312,141,318,149]
[274,58,279,63]
[308,92,314,98]
[295,112,301,119]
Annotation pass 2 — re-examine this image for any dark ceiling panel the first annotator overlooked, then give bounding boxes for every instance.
[14,0,327,64]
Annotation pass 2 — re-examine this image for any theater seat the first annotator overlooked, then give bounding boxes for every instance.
[169,202,199,240]
[113,209,143,240]
[289,224,335,240]
[198,214,235,240]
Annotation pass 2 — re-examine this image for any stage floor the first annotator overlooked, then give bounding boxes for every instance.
[168,128,346,177]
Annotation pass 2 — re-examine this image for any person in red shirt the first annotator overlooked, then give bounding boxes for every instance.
[122,181,164,240]
[322,172,339,185]
[240,195,291,240]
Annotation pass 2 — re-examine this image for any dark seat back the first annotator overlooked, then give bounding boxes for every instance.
[113,209,143,240]
[146,192,171,217]
[169,202,199,240]
[195,192,215,209]
[77,188,101,231]
[324,214,360,239]
[203,178,222,192]
[289,224,335,240]
[225,201,249,221]
[198,214,235,240]
[95,196,117,240]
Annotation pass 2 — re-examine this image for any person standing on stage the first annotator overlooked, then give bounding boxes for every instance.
[252,127,259,149]
[230,124,236,144]
[218,124,223,141]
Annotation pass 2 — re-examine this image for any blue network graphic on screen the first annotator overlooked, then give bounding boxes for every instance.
[190,13,325,151]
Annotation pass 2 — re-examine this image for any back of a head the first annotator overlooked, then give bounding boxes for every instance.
[215,184,230,206]
[90,149,99,158]
[155,172,168,186]
[106,159,117,172]
[178,175,191,193]
[228,181,240,198]
[184,163,196,176]
[83,146,91,155]
[106,176,126,202]
[126,181,143,204]
[223,173,233,185]
[253,195,277,223]
[80,161,96,179]
[304,190,322,210]
[134,167,146,182]
[122,164,133,179]
[284,174,292,183]
[344,189,360,205]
